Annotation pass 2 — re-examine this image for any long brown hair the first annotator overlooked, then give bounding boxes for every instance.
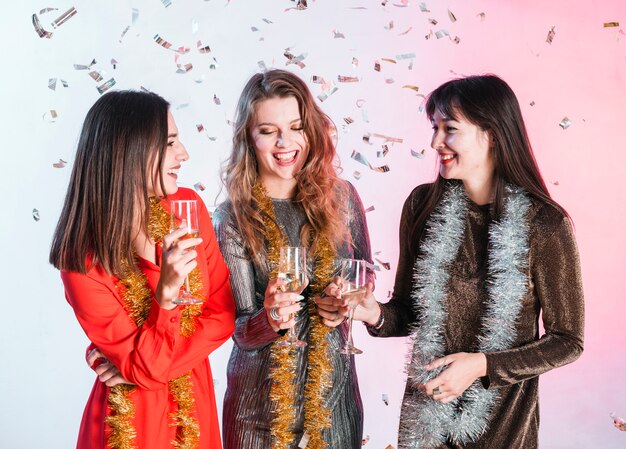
[410,75,569,255]
[49,90,170,275]
[221,69,348,266]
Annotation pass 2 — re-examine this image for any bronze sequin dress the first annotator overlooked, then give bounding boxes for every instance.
[213,182,372,449]
[369,183,585,449]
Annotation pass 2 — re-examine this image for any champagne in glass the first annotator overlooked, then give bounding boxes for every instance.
[277,246,308,348]
[170,200,202,305]
[338,259,367,355]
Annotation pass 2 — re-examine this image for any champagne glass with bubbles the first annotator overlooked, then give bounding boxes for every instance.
[338,259,367,355]
[277,246,308,348]
[170,200,202,305]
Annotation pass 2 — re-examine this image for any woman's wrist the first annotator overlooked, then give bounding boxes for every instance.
[364,303,383,328]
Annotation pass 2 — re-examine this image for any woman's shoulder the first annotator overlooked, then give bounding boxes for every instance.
[526,196,572,241]
[212,200,235,227]
[405,182,434,211]
[169,187,200,201]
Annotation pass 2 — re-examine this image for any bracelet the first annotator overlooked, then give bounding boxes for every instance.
[364,306,384,330]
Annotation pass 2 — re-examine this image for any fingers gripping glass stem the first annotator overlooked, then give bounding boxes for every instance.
[277,246,308,348]
[170,200,202,305]
[338,259,367,355]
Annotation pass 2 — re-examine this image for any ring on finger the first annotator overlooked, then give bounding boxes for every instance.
[269,307,281,321]
[433,386,441,396]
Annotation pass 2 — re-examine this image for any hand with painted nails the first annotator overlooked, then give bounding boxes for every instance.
[315,276,377,327]
[86,347,133,388]
[422,352,487,404]
[263,276,305,332]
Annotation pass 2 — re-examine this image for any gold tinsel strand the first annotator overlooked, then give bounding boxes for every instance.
[107,198,202,449]
[169,374,201,449]
[253,183,335,449]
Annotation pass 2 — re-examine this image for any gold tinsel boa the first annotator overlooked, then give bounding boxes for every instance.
[252,184,335,449]
[105,197,204,449]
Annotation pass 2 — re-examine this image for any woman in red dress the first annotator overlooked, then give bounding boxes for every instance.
[49,90,235,449]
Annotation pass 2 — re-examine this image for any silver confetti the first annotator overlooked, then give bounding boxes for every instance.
[33,208,41,221]
[559,117,572,129]
[53,159,67,168]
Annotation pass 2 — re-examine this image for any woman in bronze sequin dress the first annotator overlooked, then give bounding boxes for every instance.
[330,75,584,448]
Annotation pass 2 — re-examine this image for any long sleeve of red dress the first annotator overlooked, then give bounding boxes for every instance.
[62,188,235,449]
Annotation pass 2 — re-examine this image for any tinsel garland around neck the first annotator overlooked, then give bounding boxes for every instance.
[105,197,204,449]
[399,182,531,449]
[252,183,335,449]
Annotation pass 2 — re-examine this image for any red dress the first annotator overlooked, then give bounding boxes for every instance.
[61,188,235,449]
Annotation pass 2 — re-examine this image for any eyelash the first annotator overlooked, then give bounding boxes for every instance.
[259,126,304,135]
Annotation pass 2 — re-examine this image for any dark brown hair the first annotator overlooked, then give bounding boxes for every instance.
[222,69,348,266]
[49,90,169,275]
[410,74,569,255]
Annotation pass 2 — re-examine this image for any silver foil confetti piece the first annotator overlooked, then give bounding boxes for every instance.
[61,79,68,87]
[356,99,366,108]
[48,78,57,90]
[213,94,221,105]
[396,52,416,60]
[448,9,457,22]
[53,159,67,168]
[411,149,425,159]
[530,101,536,106]
[393,0,409,6]
[97,78,116,95]
[263,18,273,24]
[343,117,354,125]
[382,393,389,404]
[381,0,388,5]
[419,2,430,12]
[371,164,390,173]
[317,84,338,102]
[362,434,371,445]
[33,209,41,221]
[40,7,58,14]
[196,74,205,84]
[311,75,326,84]
[364,205,375,213]
[402,85,420,93]
[51,7,77,29]
[611,412,626,431]
[194,182,206,192]
[435,29,449,39]
[284,49,307,69]
[352,57,359,67]
[111,59,118,69]
[478,12,486,21]
[160,0,172,7]
[119,25,130,42]
[353,171,361,180]
[197,40,211,53]
[176,103,190,110]
[209,57,219,70]
[284,0,307,12]
[425,30,434,40]
[428,18,438,26]
[399,27,412,35]
[251,26,259,32]
[258,60,267,70]
[546,26,556,44]
[367,132,404,144]
[89,70,103,82]
[154,34,172,50]
[351,149,371,167]
[361,108,370,123]
[374,61,381,72]
[191,19,198,34]
[297,431,310,448]
[43,110,58,122]
[196,124,205,132]
[552,180,560,186]
[338,75,360,83]
[377,145,389,158]
[385,21,394,30]
[559,117,572,129]
[32,14,53,38]
[604,22,620,27]
[385,78,395,84]
[333,29,345,38]
[453,36,461,44]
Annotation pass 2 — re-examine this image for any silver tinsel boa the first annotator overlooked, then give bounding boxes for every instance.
[399,182,531,449]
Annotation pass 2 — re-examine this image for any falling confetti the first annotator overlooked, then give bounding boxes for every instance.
[317,83,338,102]
[530,101,536,106]
[353,171,362,180]
[363,132,403,144]
[452,36,461,44]
[477,12,486,21]
[396,53,416,60]
[399,27,413,35]
[375,258,391,270]
[448,9,457,22]
[196,124,205,132]
[425,30,434,40]
[435,29,450,39]
[385,78,395,84]
[213,94,221,105]
[51,7,77,29]
[39,7,58,14]
[604,22,620,28]
[352,57,359,67]
[385,21,394,30]
[343,117,354,125]
[311,75,326,84]
[284,49,307,69]
[429,18,438,26]
[52,159,67,168]
[194,182,206,192]
[43,110,58,122]
[419,2,430,12]
[111,58,118,69]
[356,99,366,108]
[377,145,389,158]
[338,75,360,83]
[89,70,103,82]
[546,26,556,44]
[374,61,381,72]
[365,205,375,213]
[362,434,370,445]
[559,117,572,129]
[411,149,425,159]
[33,209,41,221]
[160,0,172,7]
[263,18,273,24]
[351,150,390,173]
[97,78,116,95]
[154,34,190,54]
[381,58,397,64]
[197,40,211,53]
[552,180,560,186]
[382,393,389,404]
[611,413,626,431]
[333,29,346,38]
[402,85,420,93]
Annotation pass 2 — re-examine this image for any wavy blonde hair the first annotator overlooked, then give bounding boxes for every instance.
[222,69,349,266]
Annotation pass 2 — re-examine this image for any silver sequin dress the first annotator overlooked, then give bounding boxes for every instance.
[213,182,372,449]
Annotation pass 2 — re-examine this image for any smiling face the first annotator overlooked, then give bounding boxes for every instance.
[147,111,189,198]
[249,96,309,198]
[430,108,495,202]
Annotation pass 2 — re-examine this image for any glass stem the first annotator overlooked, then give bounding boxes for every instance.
[184,275,191,294]
[346,307,355,348]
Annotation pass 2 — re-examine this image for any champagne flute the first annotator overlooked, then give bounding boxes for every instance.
[169,200,202,305]
[338,259,367,355]
[276,246,308,348]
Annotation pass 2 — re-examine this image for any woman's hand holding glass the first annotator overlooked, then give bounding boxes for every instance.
[157,226,202,310]
[264,277,304,332]
[315,277,377,326]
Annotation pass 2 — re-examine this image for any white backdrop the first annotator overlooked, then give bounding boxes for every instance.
[1,1,625,448]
